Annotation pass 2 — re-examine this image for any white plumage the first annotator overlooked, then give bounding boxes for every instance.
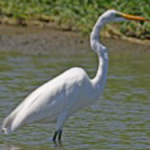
[2,67,104,137]
[2,10,149,142]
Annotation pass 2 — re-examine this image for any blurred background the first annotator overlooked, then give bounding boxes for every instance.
[0,1,150,150]
[0,0,150,38]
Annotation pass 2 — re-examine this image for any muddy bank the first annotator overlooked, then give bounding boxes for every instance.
[0,25,149,55]
[0,25,89,55]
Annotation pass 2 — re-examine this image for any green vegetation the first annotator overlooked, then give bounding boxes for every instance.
[0,0,150,38]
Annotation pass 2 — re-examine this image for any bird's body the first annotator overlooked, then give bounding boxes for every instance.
[2,10,149,142]
[2,65,108,135]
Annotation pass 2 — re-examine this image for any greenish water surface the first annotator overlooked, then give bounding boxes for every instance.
[0,40,150,150]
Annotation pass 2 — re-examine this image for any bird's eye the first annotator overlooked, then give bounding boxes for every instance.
[115,13,122,18]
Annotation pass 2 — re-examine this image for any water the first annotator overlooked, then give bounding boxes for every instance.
[0,39,150,150]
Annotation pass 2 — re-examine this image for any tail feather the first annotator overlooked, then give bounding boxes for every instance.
[2,113,16,134]
[2,96,30,134]
[2,104,25,134]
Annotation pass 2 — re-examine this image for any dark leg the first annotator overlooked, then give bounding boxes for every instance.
[58,130,62,142]
[52,130,63,143]
[52,131,58,142]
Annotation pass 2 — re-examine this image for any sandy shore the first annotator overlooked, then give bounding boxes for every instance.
[0,25,149,55]
[0,25,90,55]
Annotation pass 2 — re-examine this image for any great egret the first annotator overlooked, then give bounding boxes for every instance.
[2,10,149,142]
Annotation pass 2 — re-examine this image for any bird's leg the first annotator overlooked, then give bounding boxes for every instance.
[52,131,58,143]
[52,112,67,143]
[52,129,62,143]
[58,129,62,142]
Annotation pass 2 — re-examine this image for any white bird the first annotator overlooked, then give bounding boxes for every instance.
[2,10,149,142]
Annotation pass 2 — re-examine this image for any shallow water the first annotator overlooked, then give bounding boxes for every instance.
[0,39,150,150]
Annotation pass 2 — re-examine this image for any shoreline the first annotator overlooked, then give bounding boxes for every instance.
[0,25,149,55]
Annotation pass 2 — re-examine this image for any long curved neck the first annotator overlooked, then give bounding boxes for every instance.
[90,16,109,95]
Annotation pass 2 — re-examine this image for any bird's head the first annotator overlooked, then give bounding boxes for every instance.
[101,9,150,23]
[90,9,150,54]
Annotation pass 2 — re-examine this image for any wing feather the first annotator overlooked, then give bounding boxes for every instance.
[3,67,91,132]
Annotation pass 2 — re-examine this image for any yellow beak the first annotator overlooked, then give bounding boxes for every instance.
[119,12,150,22]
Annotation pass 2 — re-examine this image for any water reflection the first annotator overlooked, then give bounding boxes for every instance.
[1,141,65,150]
[0,143,23,150]
[0,39,150,150]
